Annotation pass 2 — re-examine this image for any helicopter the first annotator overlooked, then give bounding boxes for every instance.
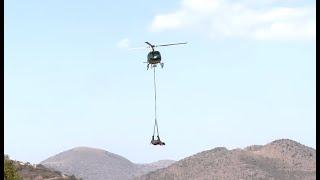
[129,41,187,146]
[142,42,187,70]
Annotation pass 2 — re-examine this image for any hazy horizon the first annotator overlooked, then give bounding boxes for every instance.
[5,0,316,164]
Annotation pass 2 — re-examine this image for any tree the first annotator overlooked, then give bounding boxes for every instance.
[4,155,22,180]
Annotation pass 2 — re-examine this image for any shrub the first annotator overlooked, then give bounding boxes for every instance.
[4,156,22,180]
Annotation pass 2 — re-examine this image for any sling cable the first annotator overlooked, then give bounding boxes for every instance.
[150,67,165,146]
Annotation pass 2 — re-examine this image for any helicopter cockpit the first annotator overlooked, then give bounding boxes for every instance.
[148,51,161,62]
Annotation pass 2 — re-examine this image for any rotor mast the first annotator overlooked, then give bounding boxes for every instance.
[145,42,155,52]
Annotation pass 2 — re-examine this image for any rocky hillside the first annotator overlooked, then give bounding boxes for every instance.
[4,155,80,180]
[41,147,175,180]
[137,139,316,180]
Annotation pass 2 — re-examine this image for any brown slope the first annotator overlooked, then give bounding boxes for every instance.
[41,147,175,180]
[247,139,316,171]
[41,147,137,180]
[136,139,316,180]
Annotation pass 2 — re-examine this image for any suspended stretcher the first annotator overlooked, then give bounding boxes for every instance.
[150,67,165,146]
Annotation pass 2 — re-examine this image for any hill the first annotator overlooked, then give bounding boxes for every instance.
[136,139,316,180]
[4,155,80,180]
[41,147,175,180]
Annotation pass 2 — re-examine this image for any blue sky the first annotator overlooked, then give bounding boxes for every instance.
[4,0,316,164]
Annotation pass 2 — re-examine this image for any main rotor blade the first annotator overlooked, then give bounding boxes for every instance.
[154,42,187,47]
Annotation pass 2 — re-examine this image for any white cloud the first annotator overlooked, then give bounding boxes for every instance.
[182,0,221,13]
[149,0,316,40]
[151,12,187,31]
[116,38,130,49]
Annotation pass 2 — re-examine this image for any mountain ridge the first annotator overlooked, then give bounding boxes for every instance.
[136,139,316,180]
[40,139,315,180]
[41,146,175,180]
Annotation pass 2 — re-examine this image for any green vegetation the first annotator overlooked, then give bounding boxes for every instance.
[4,154,81,180]
[4,155,22,180]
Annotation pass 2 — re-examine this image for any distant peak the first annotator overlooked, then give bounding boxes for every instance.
[63,146,111,155]
[70,146,105,151]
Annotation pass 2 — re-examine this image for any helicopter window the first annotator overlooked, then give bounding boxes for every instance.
[153,51,160,55]
[148,51,161,59]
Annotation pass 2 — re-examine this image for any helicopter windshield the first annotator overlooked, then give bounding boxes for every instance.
[148,51,161,59]
[153,51,160,56]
